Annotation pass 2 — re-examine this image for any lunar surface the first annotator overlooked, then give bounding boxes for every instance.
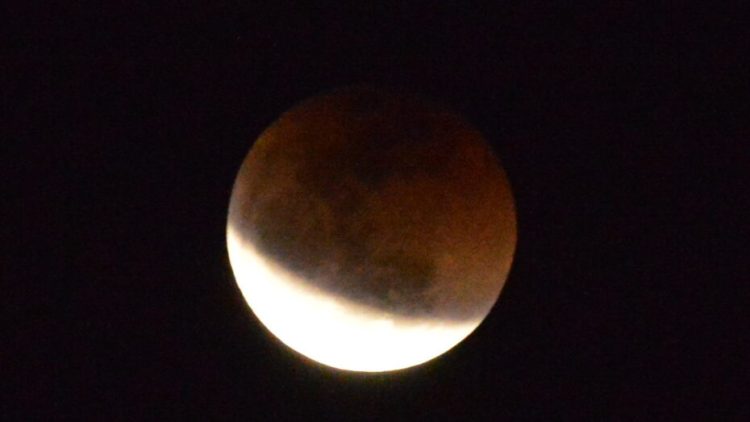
[227,87,517,372]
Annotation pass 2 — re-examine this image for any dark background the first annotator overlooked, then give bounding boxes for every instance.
[4,2,746,419]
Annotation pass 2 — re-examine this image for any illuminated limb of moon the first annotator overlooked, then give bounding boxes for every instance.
[228,226,480,372]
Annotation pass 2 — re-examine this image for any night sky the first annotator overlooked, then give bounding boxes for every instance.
[5,2,745,419]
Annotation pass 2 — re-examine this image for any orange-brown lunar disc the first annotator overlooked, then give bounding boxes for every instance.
[227,87,517,372]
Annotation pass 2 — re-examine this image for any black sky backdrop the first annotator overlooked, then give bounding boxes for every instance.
[4,2,746,419]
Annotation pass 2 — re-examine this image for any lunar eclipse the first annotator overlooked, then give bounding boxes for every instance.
[227,87,517,372]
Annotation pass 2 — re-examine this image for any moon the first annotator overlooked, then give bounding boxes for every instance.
[227,87,517,372]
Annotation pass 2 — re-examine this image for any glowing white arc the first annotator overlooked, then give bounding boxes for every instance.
[227,225,481,372]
